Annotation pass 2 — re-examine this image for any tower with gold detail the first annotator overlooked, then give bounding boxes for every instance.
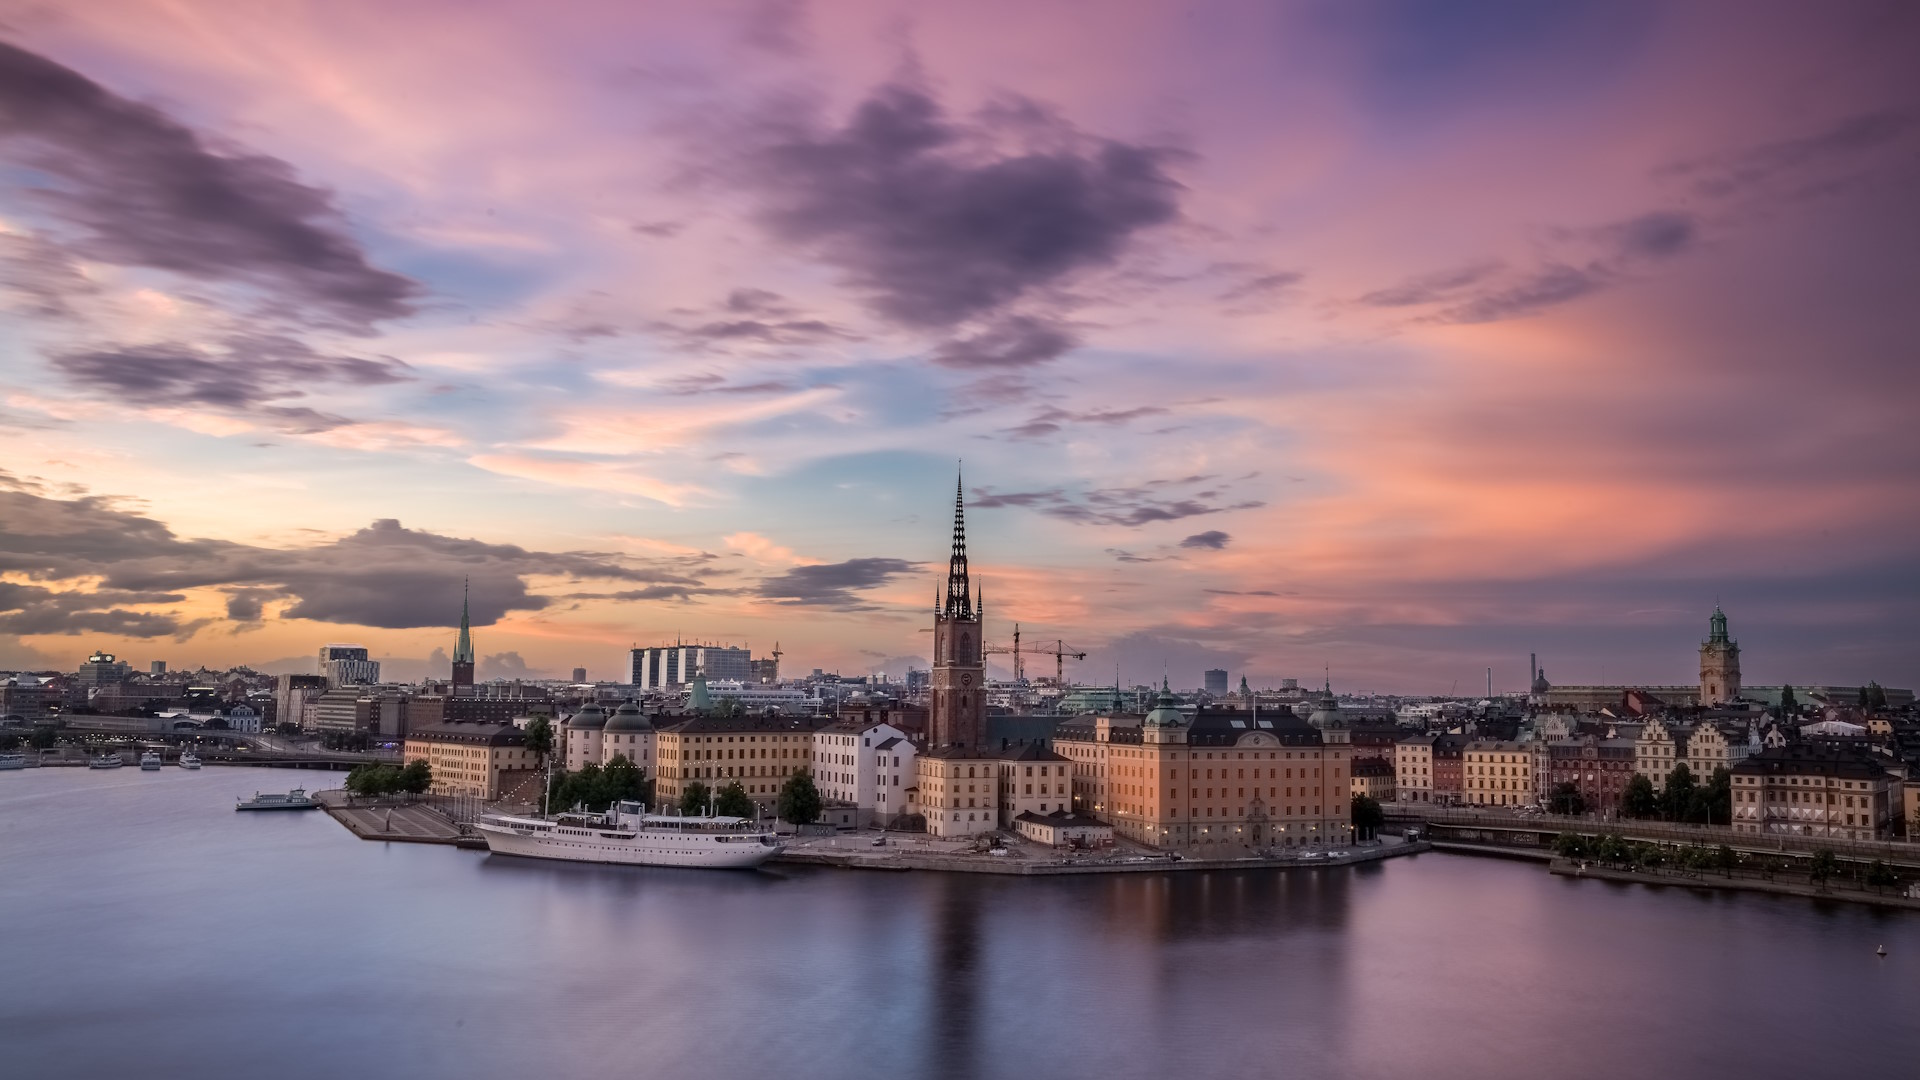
[928,476,985,750]
[1699,605,1741,706]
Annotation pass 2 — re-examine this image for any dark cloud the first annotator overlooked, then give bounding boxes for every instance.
[755,557,918,609]
[1601,211,1695,259]
[1002,402,1168,440]
[0,490,718,633]
[0,231,96,318]
[972,485,1263,527]
[682,317,851,344]
[740,0,810,56]
[932,315,1078,369]
[723,287,792,315]
[1106,549,1170,564]
[481,651,545,681]
[1660,111,1918,200]
[1181,530,1230,550]
[737,81,1182,329]
[1219,271,1303,304]
[51,335,411,413]
[1357,261,1503,307]
[0,580,192,638]
[660,373,797,396]
[1435,264,1599,324]
[631,220,684,238]
[0,42,418,325]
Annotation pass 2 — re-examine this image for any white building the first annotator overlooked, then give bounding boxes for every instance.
[813,719,912,826]
[318,644,380,687]
[630,645,753,689]
[226,704,261,734]
[699,680,821,714]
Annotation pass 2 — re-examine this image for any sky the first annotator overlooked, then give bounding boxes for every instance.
[1,0,1916,693]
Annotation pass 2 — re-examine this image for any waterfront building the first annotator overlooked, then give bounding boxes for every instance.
[915,748,1004,837]
[1463,741,1532,807]
[1351,756,1395,802]
[1684,720,1752,780]
[630,644,753,689]
[654,713,827,814]
[1395,735,1435,803]
[813,718,913,825]
[226,704,261,734]
[996,741,1072,824]
[1054,685,1352,852]
[318,644,380,688]
[404,722,536,800]
[563,702,608,769]
[1729,746,1896,840]
[598,701,656,770]
[873,734,915,825]
[1537,736,1635,814]
[1431,734,1467,805]
[1013,809,1113,848]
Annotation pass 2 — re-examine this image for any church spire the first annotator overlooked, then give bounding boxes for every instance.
[944,469,973,619]
[454,577,474,664]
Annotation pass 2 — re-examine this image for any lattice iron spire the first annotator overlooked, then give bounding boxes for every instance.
[944,468,973,619]
[453,577,475,664]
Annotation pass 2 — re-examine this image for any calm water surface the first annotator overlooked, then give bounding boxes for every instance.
[3,767,1917,1080]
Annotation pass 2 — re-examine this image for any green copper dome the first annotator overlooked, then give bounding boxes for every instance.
[1143,678,1185,727]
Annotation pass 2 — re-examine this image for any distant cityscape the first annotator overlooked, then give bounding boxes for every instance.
[4,478,1916,855]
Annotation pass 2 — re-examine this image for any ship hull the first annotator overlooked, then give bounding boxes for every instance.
[476,822,783,869]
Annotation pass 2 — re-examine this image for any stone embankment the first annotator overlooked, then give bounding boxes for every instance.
[1547,857,1920,911]
[774,838,1428,876]
[316,789,481,847]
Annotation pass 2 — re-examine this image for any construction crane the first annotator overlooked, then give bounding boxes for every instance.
[1033,637,1087,686]
[983,623,1023,681]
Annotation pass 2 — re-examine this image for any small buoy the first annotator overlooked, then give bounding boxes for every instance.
[1877,945,1887,956]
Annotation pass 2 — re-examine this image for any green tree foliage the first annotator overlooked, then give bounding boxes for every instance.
[0,731,20,751]
[549,755,652,813]
[1552,832,1589,859]
[1548,782,1585,816]
[1865,682,1888,712]
[1660,763,1697,822]
[1865,861,1898,890]
[1594,833,1628,865]
[1620,775,1658,819]
[275,723,302,737]
[28,726,56,750]
[715,781,755,819]
[400,759,432,795]
[777,769,823,828]
[1809,849,1838,886]
[680,779,713,816]
[1777,685,1797,717]
[1715,844,1739,875]
[345,763,410,797]
[1350,794,1385,840]
[523,715,555,766]
[1690,767,1732,826]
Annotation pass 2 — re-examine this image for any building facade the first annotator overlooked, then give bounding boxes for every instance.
[813,719,912,825]
[927,477,985,751]
[1700,606,1742,706]
[1463,741,1532,807]
[630,644,753,689]
[1395,735,1435,803]
[318,644,380,688]
[404,722,535,800]
[1730,746,1895,840]
[1351,756,1395,803]
[653,713,826,814]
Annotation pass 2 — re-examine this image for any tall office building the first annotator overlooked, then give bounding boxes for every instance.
[318,644,380,687]
[630,644,752,688]
[1204,668,1229,695]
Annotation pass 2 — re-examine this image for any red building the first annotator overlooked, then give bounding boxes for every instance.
[1540,736,1636,815]
[1431,734,1467,805]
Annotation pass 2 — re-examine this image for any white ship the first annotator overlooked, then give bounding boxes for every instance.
[476,801,785,870]
[139,751,162,771]
[0,753,26,771]
[178,751,202,769]
[89,754,124,769]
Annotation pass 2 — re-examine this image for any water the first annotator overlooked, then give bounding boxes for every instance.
[3,767,1917,1080]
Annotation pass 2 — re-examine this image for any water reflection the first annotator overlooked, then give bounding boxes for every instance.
[2,770,1917,1080]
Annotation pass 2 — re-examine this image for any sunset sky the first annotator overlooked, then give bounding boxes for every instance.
[1,1,1916,692]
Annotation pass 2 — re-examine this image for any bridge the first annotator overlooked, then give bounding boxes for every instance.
[1387,806,1920,871]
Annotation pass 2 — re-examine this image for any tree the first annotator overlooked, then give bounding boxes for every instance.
[1809,849,1838,888]
[523,715,555,767]
[28,726,56,750]
[1548,782,1585,817]
[1690,767,1731,826]
[1714,844,1739,876]
[1865,861,1898,892]
[777,769,823,828]
[1777,685,1797,718]
[1621,775,1659,819]
[715,781,755,819]
[1660,763,1697,822]
[602,753,651,807]
[0,731,20,751]
[680,779,713,816]
[1866,682,1888,712]
[1552,832,1589,859]
[1350,794,1385,841]
[1594,833,1628,865]
[400,759,432,796]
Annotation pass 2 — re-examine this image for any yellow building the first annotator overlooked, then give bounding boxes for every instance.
[1463,740,1533,807]
[1053,684,1353,853]
[403,722,535,800]
[654,713,827,814]
[1351,756,1395,802]
[1395,735,1434,803]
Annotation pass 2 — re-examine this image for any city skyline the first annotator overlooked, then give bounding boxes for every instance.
[2,2,1917,692]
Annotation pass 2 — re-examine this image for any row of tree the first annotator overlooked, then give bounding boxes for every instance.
[1619,764,1733,824]
[538,757,827,828]
[546,754,653,813]
[1554,832,1903,891]
[344,760,432,797]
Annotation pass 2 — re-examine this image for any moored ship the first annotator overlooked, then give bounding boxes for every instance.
[0,752,26,770]
[139,751,162,771]
[236,788,318,811]
[178,751,202,769]
[476,802,784,870]
[89,754,124,769]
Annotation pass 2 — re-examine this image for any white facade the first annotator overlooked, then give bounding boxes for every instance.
[700,681,821,714]
[813,720,910,823]
[631,645,753,689]
[226,705,261,734]
[319,644,380,687]
[872,735,917,823]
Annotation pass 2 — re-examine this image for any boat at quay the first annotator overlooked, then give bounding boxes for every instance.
[89,754,124,769]
[0,752,25,770]
[476,801,784,869]
[236,788,319,811]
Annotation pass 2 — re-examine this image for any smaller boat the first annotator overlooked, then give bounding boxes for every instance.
[139,751,163,771]
[89,754,124,770]
[236,788,318,811]
[0,752,26,771]
[178,751,202,770]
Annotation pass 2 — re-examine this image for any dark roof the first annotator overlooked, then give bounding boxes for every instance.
[998,741,1068,762]
[1186,706,1322,748]
[874,736,903,751]
[407,722,527,747]
[1014,810,1110,829]
[1731,744,1891,780]
[658,714,832,736]
[1352,757,1394,777]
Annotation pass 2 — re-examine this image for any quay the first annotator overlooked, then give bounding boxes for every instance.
[771,835,1429,876]
[1546,856,1920,911]
[314,789,482,848]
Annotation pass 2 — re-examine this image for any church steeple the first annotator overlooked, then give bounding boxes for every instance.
[451,578,475,688]
[944,470,973,619]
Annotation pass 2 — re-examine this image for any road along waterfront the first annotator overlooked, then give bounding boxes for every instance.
[4,766,1918,1080]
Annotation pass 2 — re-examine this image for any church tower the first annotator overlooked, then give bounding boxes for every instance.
[928,475,985,749]
[1699,605,1740,706]
[451,578,476,689]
